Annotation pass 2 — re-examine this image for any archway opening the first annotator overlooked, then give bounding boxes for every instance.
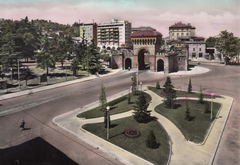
[138,49,148,70]
[125,58,132,70]
[157,59,164,72]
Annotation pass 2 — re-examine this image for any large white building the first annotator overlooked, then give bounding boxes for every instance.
[79,23,98,45]
[169,22,196,40]
[97,19,132,49]
[184,37,206,59]
[168,22,207,59]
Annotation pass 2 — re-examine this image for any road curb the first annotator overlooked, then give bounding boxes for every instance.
[0,69,122,101]
[208,97,234,165]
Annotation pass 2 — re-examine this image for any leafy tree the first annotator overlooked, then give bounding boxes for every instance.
[34,38,56,75]
[133,92,151,123]
[206,36,216,47]
[76,29,88,68]
[215,30,240,63]
[87,39,102,74]
[188,78,192,93]
[146,130,159,149]
[156,81,160,89]
[99,84,107,111]
[0,44,18,69]
[71,59,79,76]
[163,76,176,109]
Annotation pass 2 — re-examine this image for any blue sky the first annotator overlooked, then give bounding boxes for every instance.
[1,0,239,38]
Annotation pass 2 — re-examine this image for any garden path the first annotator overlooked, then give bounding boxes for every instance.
[53,87,233,165]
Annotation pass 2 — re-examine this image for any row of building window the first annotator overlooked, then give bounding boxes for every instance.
[132,39,156,45]
[192,53,203,58]
[170,29,190,31]
[193,48,202,51]
[172,33,189,36]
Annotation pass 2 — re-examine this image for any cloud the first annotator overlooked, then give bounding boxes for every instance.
[0,1,239,38]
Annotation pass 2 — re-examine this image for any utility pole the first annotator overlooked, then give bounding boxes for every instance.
[211,93,213,119]
[18,60,20,90]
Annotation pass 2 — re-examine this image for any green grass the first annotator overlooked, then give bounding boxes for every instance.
[29,66,45,74]
[77,92,151,119]
[155,100,221,143]
[148,86,201,98]
[83,116,170,165]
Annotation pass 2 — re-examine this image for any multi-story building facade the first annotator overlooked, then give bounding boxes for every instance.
[97,19,132,49]
[169,22,196,41]
[185,37,206,59]
[79,23,98,45]
[168,22,206,59]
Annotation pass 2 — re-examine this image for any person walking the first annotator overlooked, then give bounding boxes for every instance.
[20,119,25,131]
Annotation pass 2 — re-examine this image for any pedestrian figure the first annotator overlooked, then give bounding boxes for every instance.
[20,119,25,131]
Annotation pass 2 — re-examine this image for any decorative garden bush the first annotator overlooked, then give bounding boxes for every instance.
[125,128,141,138]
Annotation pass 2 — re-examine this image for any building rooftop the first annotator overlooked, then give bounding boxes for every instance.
[193,37,205,40]
[132,26,156,31]
[169,22,194,28]
[131,29,162,37]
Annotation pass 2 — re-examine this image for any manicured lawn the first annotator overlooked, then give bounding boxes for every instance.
[77,92,151,119]
[155,100,221,143]
[83,116,170,165]
[148,86,201,98]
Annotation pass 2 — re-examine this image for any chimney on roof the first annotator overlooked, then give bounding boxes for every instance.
[188,23,191,26]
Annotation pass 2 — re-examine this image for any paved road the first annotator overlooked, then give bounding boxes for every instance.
[0,62,239,165]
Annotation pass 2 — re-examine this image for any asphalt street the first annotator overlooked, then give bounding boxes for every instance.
[0,62,239,165]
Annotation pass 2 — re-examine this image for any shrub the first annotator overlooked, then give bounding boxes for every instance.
[108,96,127,106]
[146,130,159,149]
[188,78,192,93]
[156,81,160,89]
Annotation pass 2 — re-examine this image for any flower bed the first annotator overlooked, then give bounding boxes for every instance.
[125,128,141,138]
[203,93,222,98]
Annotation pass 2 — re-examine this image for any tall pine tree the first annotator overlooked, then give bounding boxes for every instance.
[163,76,176,109]
[99,84,107,111]
[133,92,151,123]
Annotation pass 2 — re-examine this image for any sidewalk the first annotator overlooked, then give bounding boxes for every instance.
[0,65,210,101]
[0,69,122,101]
[53,87,233,165]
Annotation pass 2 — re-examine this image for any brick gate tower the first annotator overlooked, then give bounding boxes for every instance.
[130,30,162,71]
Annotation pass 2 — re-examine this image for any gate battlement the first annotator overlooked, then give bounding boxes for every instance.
[112,29,188,73]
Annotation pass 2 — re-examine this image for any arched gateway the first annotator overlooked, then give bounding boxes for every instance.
[111,29,189,73]
[157,59,164,71]
[131,29,162,71]
[125,58,132,69]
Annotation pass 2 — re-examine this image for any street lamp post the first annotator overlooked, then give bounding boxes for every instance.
[18,60,20,90]
[211,93,213,119]
[106,106,110,140]
[10,68,13,85]
[136,71,139,90]
[140,82,142,92]
[180,74,182,91]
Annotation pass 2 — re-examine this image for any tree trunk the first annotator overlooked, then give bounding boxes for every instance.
[47,67,49,75]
